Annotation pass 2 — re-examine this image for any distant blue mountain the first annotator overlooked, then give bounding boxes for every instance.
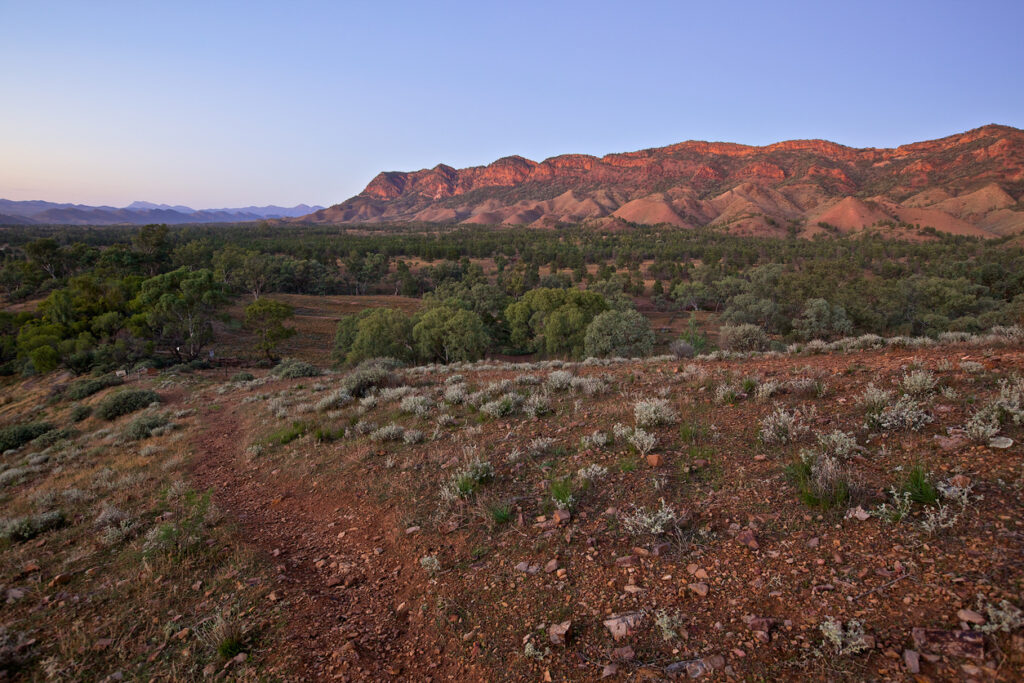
[0,199,324,225]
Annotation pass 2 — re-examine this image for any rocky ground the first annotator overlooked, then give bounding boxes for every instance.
[2,336,1023,680]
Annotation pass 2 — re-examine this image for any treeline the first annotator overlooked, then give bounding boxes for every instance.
[2,222,1023,375]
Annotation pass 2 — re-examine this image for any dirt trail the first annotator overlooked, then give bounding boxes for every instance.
[189,403,462,681]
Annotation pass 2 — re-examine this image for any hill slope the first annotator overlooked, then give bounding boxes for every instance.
[302,125,1024,236]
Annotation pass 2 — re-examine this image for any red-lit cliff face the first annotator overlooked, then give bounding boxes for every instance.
[301,125,1024,237]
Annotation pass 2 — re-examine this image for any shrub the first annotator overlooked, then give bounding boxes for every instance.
[816,430,857,459]
[523,393,551,418]
[399,395,433,417]
[621,499,680,536]
[0,422,54,452]
[786,454,850,508]
[340,359,395,397]
[857,383,894,414]
[479,393,522,419]
[628,428,657,456]
[546,370,574,391]
[669,339,695,359]
[1,510,65,542]
[70,404,92,423]
[720,324,770,352]
[95,389,160,420]
[271,358,320,379]
[900,370,937,396]
[869,396,932,432]
[577,463,608,482]
[315,389,352,412]
[443,384,468,404]
[64,374,123,401]
[634,398,677,428]
[580,430,609,450]
[714,383,740,405]
[121,413,171,441]
[583,309,655,358]
[819,618,871,656]
[231,371,255,382]
[758,405,809,444]
[549,477,575,510]
[440,457,494,501]
[369,424,405,442]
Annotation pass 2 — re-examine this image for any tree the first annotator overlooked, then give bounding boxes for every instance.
[345,308,414,364]
[130,268,225,361]
[245,298,296,361]
[583,309,655,358]
[412,306,489,363]
[792,298,853,341]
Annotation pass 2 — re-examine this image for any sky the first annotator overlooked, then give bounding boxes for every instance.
[1,0,1022,209]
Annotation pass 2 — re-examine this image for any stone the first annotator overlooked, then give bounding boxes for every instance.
[514,561,530,573]
[911,628,985,659]
[736,529,759,550]
[601,664,619,678]
[603,612,644,641]
[989,436,1014,449]
[553,509,571,524]
[615,555,639,568]
[688,582,709,597]
[544,559,559,574]
[652,542,671,556]
[957,609,986,625]
[646,453,663,467]
[903,649,920,674]
[405,526,420,534]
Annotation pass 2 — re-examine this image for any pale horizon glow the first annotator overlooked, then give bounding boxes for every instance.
[1,0,1022,209]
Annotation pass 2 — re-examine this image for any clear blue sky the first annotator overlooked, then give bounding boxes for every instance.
[2,0,1022,208]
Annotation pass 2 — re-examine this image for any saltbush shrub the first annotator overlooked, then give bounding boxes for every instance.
[95,390,160,420]
[0,422,54,452]
[720,324,770,352]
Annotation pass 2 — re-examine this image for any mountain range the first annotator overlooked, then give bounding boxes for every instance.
[300,124,1024,238]
[0,200,322,226]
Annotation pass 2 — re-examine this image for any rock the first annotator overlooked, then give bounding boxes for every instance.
[553,509,571,524]
[6,587,25,603]
[694,568,708,580]
[704,654,725,670]
[544,559,559,574]
[601,664,619,678]
[903,649,920,674]
[935,435,967,452]
[646,453,663,467]
[845,506,871,521]
[736,529,759,550]
[652,542,671,556]
[989,436,1014,449]
[806,537,820,548]
[514,561,530,573]
[612,646,635,661]
[747,617,774,634]
[911,627,985,659]
[405,526,420,534]
[688,582,709,596]
[615,555,639,568]
[957,609,986,625]
[603,612,644,641]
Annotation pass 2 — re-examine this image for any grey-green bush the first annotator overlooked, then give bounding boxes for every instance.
[95,390,160,420]
[583,309,655,358]
[720,324,770,352]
